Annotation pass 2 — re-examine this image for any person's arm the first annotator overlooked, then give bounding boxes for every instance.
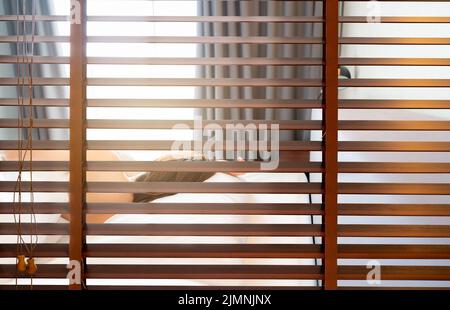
[85,151,133,223]
[2,150,133,223]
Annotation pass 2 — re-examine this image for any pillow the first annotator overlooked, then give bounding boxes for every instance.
[95,172,253,286]
[235,173,316,273]
[106,172,248,224]
[104,172,250,245]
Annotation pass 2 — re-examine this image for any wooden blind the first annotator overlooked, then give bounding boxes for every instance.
[0,0,449,290]
[336,0,450,289]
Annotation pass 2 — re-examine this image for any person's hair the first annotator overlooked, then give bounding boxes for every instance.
[132,153,214,203]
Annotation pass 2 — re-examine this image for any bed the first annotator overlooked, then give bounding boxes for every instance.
[0,167,316,287]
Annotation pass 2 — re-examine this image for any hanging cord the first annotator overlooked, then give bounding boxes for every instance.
[14,0,23,288]
[27,0,38,289]
[27,0,38,263]
[304,90,324,288]
[305,171,320,288]
[13,0,37,289]
[14,0,29,288]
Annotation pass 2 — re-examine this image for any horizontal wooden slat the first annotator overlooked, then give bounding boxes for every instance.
[88,16,324,23]
[0,203,68,214]
[339,287,450,291]
[86,140,322,151]
[0,78,322,87]
[0,99,69,107]
[85,265,322,280]
[339,245,450,259]
[3,201,448,216]
[0,181,68,192]
[0,56,322,65]
[6,15,450,24]
[0,265,68,278]
[340,79,450,87]
[0,78,68,86]
[4,119,449,131]
[86,285,320,290]
[2,141,449,152]
[0,285,67,290]
[340,57,450,66]
[3,161,321,173]
[0,36,323,44]
[86,202,323,215]
[0,36,68,43]
[0,15,69,21]
[0,78,323,87]
[339,225,450,237]
[67,265,450,280]
[0,161,322,172]
[340,120,450,130]
[87,182,322,194]
[7,98,446,110]
[339,204,450,216]
[87,78,322,87]
[87,119,322,130]
[0,223,68,235]
[339,266,450,281]
[0,55,69,64]
[340,16,450,23]
[87,57,323,65]
[0,98,322,109]
[87,99,322,109]
[0,161,68,171]
[339,162,450,173]
[85,244,323,258]
[87,36,323,44]
[339,183,450,195]
[0,118,68,128]
[0,140,69,150]
[340,37,450,45]
[339,141,450,152]
[87,161,323,173]
[86,224,323,236]
[339,99,450,109]
[0,244,68,257]
[0,15,323,23]
[86,161,450,173]
[3,119,449,131]
[0,119,322,130]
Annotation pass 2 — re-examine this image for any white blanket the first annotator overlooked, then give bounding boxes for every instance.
[0,170,316,287]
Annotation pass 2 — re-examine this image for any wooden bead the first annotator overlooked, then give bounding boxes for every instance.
[26,257,37,275]
[17,255,26,272]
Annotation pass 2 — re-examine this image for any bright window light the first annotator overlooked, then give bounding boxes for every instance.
[53,1,198,160]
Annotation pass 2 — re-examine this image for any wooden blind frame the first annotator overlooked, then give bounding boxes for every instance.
[323,0,339,290]
[69,0,87,290]
[2,0,450,290]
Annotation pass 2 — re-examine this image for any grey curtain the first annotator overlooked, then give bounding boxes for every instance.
[195,0,322,160]
[0,0,68,141]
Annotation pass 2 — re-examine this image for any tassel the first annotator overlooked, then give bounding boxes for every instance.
[17,255,26,272]
[26,257,37,275]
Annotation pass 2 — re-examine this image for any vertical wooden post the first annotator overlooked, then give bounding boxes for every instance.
[323,0,339,290]
[69,0,86,290]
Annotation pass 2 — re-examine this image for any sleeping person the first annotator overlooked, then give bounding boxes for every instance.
[0,150,317,287]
